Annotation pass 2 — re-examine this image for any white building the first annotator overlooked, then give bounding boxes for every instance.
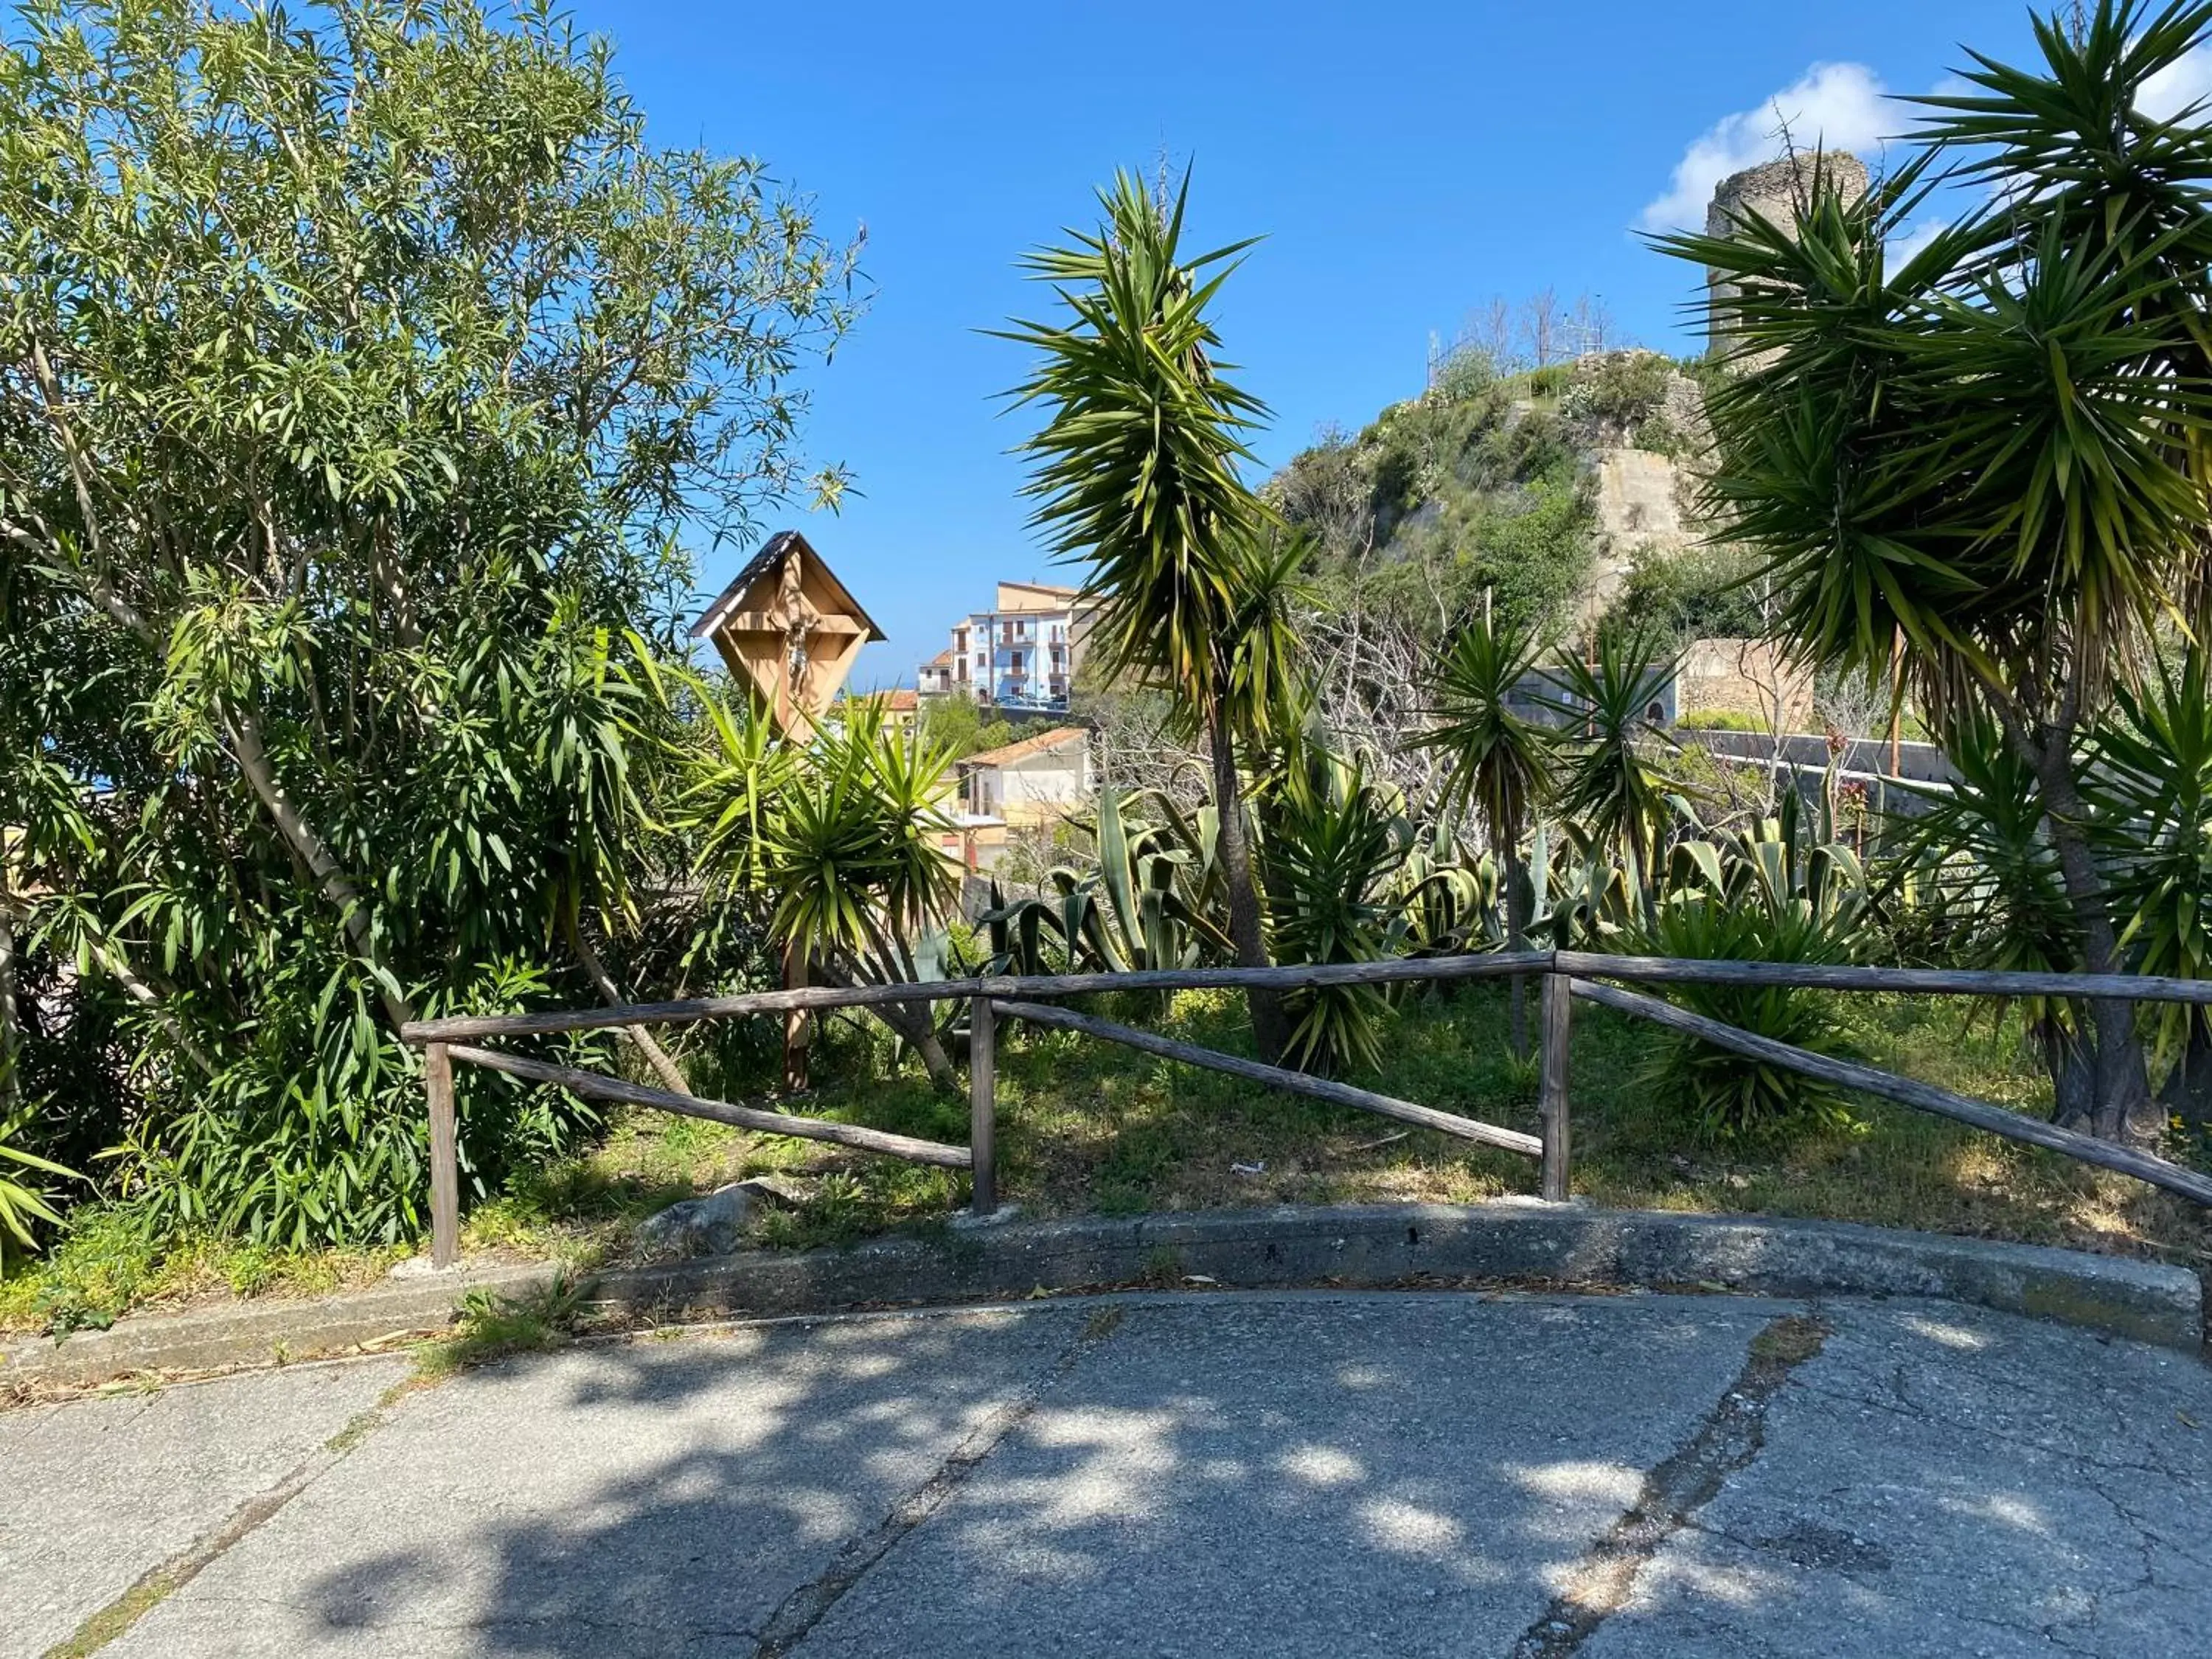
[955,726,1091,829]
[919,581,1094,713]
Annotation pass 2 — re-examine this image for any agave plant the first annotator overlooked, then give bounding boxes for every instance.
[1531,830,1643,950]
[1666,786,1871,933]
[1632,895,1862,1144]
[1388,815,1500,958]
[981,788,1231,978]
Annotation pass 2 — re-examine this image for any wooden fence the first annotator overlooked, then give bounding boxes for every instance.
[400,951,2212,1268]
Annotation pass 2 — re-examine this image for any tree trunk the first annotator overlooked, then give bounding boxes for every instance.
[845,914,959,1093]
[782,937,810,1094]
[2025,740,2156,1143]
[2039,1012,2098,1133]
[1505,847,1531,1060]
[1206,701,1290,1065]
[0,894,19,1113]
[226,708,414,1031]
[868,995,958,1091]
[561,900,692,1097]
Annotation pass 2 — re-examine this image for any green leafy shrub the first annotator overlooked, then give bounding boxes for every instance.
[1632,897,1861,1144]
[0,1087,77,1276]
[1675,709,1770,733]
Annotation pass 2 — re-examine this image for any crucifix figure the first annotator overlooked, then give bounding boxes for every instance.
[690,530,882,740]
[769,546,822,723]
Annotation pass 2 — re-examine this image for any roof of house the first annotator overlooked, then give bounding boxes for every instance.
[959,726,1088,770]
[687,529,887,644]
[924,647,953,667]
[855,688,919,712]
[995,580,1082,612]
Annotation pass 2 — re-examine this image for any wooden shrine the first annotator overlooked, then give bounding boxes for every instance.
[690,530,886,737]
[691,530,888,1090]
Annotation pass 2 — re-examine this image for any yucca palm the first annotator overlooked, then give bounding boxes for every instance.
[1417,613,1556,1052]
[2088,650,2212,1120]
[1543,626,1682,901]
[1002,169,1300,1061]
[1258,742,1411,1074]
[686,696,963,1088]
[1660,0,2212,1140]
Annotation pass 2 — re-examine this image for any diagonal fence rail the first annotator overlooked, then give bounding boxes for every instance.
[400,950,2212,1267]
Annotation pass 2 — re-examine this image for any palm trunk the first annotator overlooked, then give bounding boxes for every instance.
[872,998,958,1091]
[1206,700,1290,1065]
[851,915,960,1093]
[1504,846,1531,1060]
[2023,734,2155,1142]
[2161,1018,2212,1130]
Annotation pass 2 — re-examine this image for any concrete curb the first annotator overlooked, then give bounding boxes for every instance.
[3,1203,2200,1391]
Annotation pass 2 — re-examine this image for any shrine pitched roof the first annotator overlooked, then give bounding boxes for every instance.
[688,529,887,644]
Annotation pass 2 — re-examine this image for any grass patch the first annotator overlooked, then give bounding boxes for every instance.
[0,1208,406,1338]
[42,1568,179,1658]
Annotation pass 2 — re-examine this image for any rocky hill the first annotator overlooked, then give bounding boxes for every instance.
[1266,348,1757,646]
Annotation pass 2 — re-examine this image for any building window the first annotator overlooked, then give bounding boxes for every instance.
[1011,650,1024,673]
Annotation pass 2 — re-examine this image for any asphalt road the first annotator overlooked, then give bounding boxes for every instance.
[5,1290,2209,1658]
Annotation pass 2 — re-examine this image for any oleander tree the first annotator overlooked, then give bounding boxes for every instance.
[0,0,861,1244]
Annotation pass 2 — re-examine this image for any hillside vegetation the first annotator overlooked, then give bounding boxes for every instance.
[1266,348,1753,646]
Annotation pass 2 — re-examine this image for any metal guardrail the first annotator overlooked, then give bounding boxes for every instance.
[401,951,2212,1267]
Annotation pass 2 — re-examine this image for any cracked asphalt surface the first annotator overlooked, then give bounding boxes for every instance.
[4,1290,2209,1658]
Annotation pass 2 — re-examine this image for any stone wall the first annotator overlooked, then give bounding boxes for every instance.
[1678,636,1814,729]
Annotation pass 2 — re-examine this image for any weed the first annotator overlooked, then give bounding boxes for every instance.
[1140,1245,1183,1288]
[416,1271,591,1380]
[44,1569,178,1658]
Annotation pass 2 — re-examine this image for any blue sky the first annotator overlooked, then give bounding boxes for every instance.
[571,1,2058,686]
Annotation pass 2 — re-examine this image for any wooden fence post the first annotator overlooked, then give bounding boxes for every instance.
[1540,974,1572,1203]
[970,994,997,1216]
[782,939,810,1093]
[426,1041,460,1268]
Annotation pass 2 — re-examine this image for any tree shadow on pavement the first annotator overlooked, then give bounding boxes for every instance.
[286,1295,2212,1659]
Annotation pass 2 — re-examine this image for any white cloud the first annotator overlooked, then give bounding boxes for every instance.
[1639,63,1899,232]
[1885,216,1947,268]
[2140,41,2212,121]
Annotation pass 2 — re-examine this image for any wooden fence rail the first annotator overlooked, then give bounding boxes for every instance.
[1568,979,2212,1207]
[407,950,2212,1268]
[993,998,1543,1157]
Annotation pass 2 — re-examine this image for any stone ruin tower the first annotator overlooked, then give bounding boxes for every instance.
[1705,151,1868,359]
